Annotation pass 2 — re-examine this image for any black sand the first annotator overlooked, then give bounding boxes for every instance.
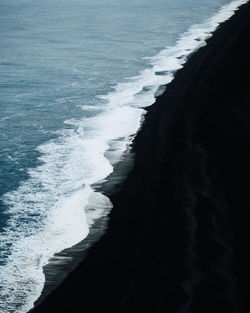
[31,2,250,313]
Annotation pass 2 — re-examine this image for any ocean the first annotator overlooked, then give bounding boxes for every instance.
[0,0,247,312]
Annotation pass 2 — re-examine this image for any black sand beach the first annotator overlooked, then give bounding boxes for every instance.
[31,2,250,313]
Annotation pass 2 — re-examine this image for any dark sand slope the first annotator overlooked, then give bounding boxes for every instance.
[31,2,250,313]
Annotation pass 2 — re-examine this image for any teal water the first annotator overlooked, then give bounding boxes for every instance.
[0,0,246,312]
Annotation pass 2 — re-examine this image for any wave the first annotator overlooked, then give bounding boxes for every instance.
[0,0,248,312]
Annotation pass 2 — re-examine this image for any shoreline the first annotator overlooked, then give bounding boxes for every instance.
[33,137,138,308]
[31,1,250,313]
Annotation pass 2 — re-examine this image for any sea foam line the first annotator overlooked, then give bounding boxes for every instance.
[0,1,248,312]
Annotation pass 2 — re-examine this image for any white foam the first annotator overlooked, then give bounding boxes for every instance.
[99,0,248,111]
[0,188,91,313]
[0,0,248,312]
[0,103,143,313]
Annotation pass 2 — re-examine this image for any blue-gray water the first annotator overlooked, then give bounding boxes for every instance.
[0,0,246,312]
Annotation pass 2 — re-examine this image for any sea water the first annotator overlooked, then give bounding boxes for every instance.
[0,0,248,312]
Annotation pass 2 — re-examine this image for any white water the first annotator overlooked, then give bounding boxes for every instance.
[0,0,248,312]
